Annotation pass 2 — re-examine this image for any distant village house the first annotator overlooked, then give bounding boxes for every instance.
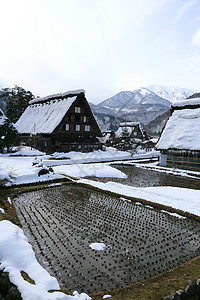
[15,90,102,153]
[103,122,151,150]
[156,97,200,171]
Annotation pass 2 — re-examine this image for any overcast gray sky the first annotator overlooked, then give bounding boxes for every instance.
[0,0,200,103]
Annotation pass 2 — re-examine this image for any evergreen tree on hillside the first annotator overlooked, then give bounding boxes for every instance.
[0,85,35,123]
[187,92,200,99]
[0,119,20,153]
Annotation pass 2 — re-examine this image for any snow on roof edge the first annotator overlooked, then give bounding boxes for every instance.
[29,89,86,104]
[119,122,140,126]
[172,97,200,108]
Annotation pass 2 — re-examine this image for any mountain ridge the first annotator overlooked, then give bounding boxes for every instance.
[90,85,197,133]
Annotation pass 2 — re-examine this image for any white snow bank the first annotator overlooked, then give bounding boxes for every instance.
[0,156,63,186]
[0,220,91,300]
[11,146,45,156]
[0,208,5,214]
[54,163,127,179]
[89,243,106,251]
[48,148,160,166]
[51,148,132,162]
[0,148,159,186]
[79,180,200,216]
[0,167,13,184]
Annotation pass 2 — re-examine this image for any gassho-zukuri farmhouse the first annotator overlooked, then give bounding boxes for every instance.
[15,89,102,153]
[156,97,200,171]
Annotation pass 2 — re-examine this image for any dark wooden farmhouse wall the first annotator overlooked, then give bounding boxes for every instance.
[32,93,102,153]
[129,124,144,139]
[160,150,200,171]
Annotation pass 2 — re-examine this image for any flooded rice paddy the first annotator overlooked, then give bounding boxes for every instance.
[89,164,200,190]
[14,183,200,294]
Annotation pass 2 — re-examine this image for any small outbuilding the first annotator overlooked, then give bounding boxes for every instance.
[15,90,102,153]
[156,97,200,171]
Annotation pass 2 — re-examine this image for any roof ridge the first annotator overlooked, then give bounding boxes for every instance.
[29,89,85,105]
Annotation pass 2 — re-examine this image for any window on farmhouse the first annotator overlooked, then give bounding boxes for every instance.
[133,132,137,136]
[75,107,81,113]
[85,125,90,132]
[83,116,87,122]
[65,124,69,131]
[75,124,80,131]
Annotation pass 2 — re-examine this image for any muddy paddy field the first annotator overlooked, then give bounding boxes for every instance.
[13,165,200,295]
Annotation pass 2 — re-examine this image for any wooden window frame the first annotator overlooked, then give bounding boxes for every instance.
[85,125,90,132]
[75,106,81,113]
[75,124,81,131]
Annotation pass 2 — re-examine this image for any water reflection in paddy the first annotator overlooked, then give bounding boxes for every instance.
[88,164,200,190]
[14,183,200,294]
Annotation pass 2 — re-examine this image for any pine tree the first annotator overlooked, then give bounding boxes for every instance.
[0,119,20,153]
[187,92,200,99]
[0,85,35,123]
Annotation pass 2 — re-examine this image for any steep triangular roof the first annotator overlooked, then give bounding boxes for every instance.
[15,90,85,134]
[156,98,200,151]
[115,122,143,138]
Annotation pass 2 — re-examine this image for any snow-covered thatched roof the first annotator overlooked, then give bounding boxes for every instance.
[156,98,200,151]
[172,97,200,108]
[0,109,7,126]
[29,89,85,105]
[119,122,140,127]
[15,90,85,134]
[115,122,142,138]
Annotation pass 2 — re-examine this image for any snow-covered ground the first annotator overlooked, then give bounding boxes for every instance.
[0,147,159,185]
[0,220,91,300]
[0,146,200,299]
[46,147,159,166]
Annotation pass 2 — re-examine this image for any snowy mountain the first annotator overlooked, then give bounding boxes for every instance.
[91,87,171,128]
[146,85,195,103]
[97,88,170,109]
[91,85,198,132]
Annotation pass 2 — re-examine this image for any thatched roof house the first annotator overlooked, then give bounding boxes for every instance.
[156,97,200,171]
[115,122,145,139]
[15,90,102,153]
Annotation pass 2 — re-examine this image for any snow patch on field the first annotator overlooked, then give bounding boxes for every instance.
[0,220,91,300]
[89,243,106,251]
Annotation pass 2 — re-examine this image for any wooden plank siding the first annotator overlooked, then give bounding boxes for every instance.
[161,150,200,171]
